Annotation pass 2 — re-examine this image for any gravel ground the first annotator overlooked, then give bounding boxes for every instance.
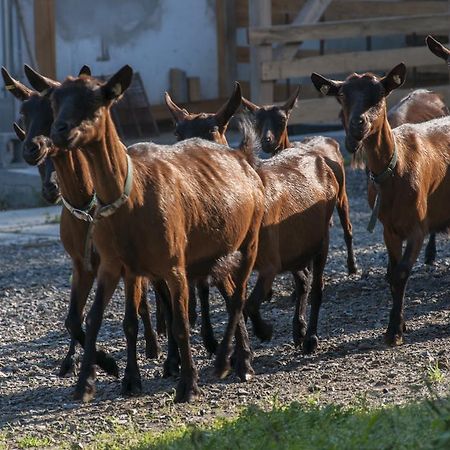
[1,168,450,447]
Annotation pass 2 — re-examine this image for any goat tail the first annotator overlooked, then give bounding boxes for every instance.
[236,112,260,168]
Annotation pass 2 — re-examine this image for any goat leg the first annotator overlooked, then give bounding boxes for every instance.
[73,268,121,402]
[137,277,160,359]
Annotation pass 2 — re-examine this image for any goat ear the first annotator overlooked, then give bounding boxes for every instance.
[426,35,450,62]
[78,65,91,77]
[311,73,342,96]
[102,65,133,101]
[13,122,26,141]
[241,96,260,113]
[282,85,300,113]
[215,82,242,129]
[164,91,189,123]
[381,63,406,96]
[24,65,59,92]
[1,67,34,101]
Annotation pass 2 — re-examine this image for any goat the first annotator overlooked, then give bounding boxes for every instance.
[241,88,357,275]
[311,63,450,346]
[164,83,245,354]
[165,84,339,352]
[42,66,264,403]
[2,65,161,381]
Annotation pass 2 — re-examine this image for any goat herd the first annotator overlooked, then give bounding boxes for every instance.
[2,35,450,404]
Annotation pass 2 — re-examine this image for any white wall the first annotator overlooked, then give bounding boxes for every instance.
[55,0,218,104]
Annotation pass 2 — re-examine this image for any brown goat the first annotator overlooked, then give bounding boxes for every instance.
[165,85,338,352]
[45,66,264,403]
[311,63,450,346]
[2,66,161,381]
[164,84,244,354]
[241,88,357,275]
[342,88,448,266]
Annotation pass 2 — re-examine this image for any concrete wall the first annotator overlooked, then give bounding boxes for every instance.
[54,0,219,104]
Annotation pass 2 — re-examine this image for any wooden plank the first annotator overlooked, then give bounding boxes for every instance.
[216,0,237,97]
[33,0,56,78]
[249,13,450,45]
[188,77,201,102]
[289,84,450,125]
[325,1,447,21]
[249,0,273,104]
[276,0,332,61]
[262,46,446,80]
[169,68,188,102]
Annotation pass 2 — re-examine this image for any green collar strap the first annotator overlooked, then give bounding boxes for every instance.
[367,140,398,233]
[368,142,398,185]
[95,153,134,219]
[82,153,134,272]
[61,194,97,222]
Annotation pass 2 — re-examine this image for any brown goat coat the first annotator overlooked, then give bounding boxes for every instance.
[311,65,450,345]
[50,74,265,402]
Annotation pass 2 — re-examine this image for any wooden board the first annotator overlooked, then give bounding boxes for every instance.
[261,46,446,80]
[34,0,56,78]
[325,1,447,21]
[249,13,450,45]
[216,0,237,96]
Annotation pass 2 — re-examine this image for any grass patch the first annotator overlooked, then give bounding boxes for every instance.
[428,362,445,384]
[16,435,52,449]
[88,396,450,450]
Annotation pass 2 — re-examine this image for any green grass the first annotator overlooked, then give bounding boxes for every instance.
[428,362,445,384]
[88,396,450,450]
[16,435,52,449]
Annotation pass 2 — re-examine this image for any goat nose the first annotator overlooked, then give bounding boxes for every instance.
[350,116,364,129]
[53,121,69,134]
[263,135,272,143]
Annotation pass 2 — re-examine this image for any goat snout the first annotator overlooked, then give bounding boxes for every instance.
[349,116,367,140]
[23,141,44,165]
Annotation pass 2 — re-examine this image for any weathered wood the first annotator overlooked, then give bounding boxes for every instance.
[188,77,201,102]
[216,0,237,97]
[249,13,450,45]
[325,1,447,21]
[276,0,332,61]
[249,0,273,104]
[262,46,447,80]
[289,84,450,125]
[169,68,188,103]
[33,0,56,78]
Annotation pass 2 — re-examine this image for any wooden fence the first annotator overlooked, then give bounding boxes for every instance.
[243,0,450,125]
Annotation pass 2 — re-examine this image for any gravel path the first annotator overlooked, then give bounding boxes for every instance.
[1,168,450,447]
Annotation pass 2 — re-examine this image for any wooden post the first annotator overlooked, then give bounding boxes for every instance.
[34,0,56,78]
[249,0,273,104]
[216,0,237,97]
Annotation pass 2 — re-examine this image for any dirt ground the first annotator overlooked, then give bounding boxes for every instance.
[1,168,450,447]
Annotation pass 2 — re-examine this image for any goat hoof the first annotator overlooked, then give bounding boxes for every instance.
[96,350,119,377]
[384,331,403,347]
[253,320,273,342]
[121,372,142,396]
[163,357,180,378]
[145,339,160,359]
[214,357,232,380]
[347,262,358,275]
[303,335,319,354]
[234,356,254,382]
[174,378,200,403]
[73,379,96,403]
[59,356,76,377]
[292,322,307,347]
